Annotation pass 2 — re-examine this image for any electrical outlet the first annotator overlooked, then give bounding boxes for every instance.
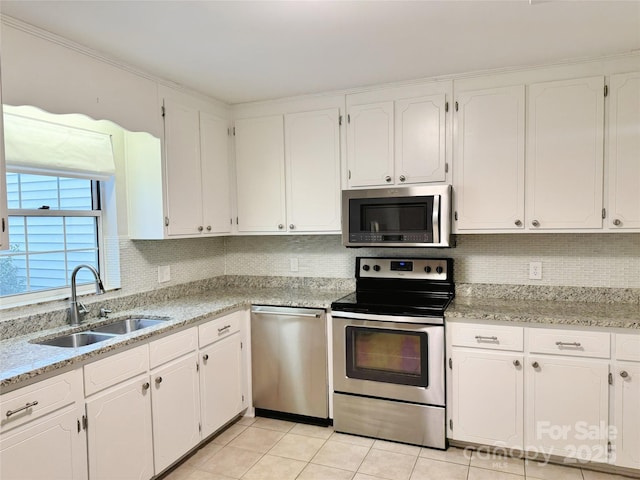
[158,265,171,283]
[529,262,542,280]
[290,258,299,272]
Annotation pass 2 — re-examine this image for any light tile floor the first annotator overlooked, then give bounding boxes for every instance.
[163,416,638,480]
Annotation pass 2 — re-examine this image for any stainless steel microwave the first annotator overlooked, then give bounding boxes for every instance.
[342,185,452,248]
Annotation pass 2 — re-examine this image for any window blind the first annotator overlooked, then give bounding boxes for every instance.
[3,112,116,180]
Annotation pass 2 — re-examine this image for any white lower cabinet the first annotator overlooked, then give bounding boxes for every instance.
[199,311,245,438]
[151,353,201,473]
[451,350,523,449]
[0,370,87,480]
[525,356,609,461]
[613,333,640,469]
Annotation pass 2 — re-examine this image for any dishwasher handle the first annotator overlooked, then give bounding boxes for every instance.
[251,306,325,318]
[254,310,321,318]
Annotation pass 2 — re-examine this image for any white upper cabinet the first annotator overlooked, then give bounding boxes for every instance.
[235,115,287,232]
[0,77,8,250]
[234,102,342,234]
[346,82,451,188]
[285,108,341,232]
[453,85,526,231]
[526,76,605,230]
[346,102,394,187]
[607,72,640,230]
[127,87,231,239]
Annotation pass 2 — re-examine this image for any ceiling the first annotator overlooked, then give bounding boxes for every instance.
[1,1,639,105]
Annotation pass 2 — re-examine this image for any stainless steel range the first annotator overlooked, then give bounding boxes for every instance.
[331,257,454,449]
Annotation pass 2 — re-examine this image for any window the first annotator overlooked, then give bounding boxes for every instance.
[0,173,102,298]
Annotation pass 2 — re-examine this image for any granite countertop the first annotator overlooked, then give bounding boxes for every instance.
[1,285,639,392]
[447,296,640,330]
[0,287,349,391]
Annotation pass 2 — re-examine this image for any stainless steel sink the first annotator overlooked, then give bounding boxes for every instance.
[35,332,116,348]
[90,317,168,335]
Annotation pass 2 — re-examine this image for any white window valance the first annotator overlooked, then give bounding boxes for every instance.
[3,112,116,180]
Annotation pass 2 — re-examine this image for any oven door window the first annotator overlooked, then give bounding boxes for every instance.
[345,326,428,387]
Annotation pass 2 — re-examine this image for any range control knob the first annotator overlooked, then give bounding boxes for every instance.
[373,265,381,272]
[424,266,432,273]
[436,266,444,274]
[362,264,370,271]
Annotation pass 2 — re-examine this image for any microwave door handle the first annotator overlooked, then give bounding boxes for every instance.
[432,195,440,244]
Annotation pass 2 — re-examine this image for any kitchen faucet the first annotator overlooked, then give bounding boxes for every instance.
[69,264,105,325]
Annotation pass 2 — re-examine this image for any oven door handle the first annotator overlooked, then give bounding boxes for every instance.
[331,310,444,325]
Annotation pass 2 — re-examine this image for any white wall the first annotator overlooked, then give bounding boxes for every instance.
[224,233,640,289]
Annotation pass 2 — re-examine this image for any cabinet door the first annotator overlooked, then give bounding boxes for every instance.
[199,332,243,438]
[346,102,394,187]
[608,72,640,230]
[525,357,609,461]
[454,86,525,231]
[86,375,154,480]
[613,363,640,469]
[163,98,204,236]
[200,111,231,234]
[285,108,341,232]
[235,115,286,232]
[151,354,201,474]
[527,76,605,230]
[0,79,8,250]
[395,94,447,184]
[0,406,87,480]
[451,350,523,449]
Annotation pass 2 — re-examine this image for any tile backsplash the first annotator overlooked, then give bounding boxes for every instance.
[223,233,640,289]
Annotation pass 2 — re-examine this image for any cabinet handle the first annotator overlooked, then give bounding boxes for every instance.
[5,401,38,417]
[385,176,392,183]
[206,225,212,231]
[278,224,284,230]
[532,361,540,368]
[197,226,204,232]
[555,341,581,348]
[218,325,231,335]
[513,360,521,367]
[531,220,540,227]
[203,354,209,361]
[399,175,406,182]
[613,219,622,226]
[474,335,498,341]
[142,382,150,391]
[155,377,163,385]
[514,219,522,227]
[620,371,629,378]
[289,224,295,230]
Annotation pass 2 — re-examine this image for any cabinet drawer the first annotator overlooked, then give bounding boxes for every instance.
[84,344,149,396]
[528,328,610,359]
[149,327,197,369]
[616,333,640,362]
[0,369,82,433]
[450,323,524,351]
[199,310,243,348]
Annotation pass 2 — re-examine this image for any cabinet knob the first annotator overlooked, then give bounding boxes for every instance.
[206,225,212,231]
[399,175,406,182]
[155,376,163,385]
[513,360,521,367]
[620,371,629,378]
[613,219,622,226]
[531,361,540,369]
[385,176,392,183]
[515,219,522,227]
[203,354,209,361]
[278,224,284,230]
[197,226,204,232]
[142,382,150,391]
[531,220,540,227]
[289,224,295,230]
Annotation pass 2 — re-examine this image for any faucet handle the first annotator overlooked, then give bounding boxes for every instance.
[78,302,89,315]
[99,308,112,318]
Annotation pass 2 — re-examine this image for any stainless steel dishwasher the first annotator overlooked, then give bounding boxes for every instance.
[251,306,328,420]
